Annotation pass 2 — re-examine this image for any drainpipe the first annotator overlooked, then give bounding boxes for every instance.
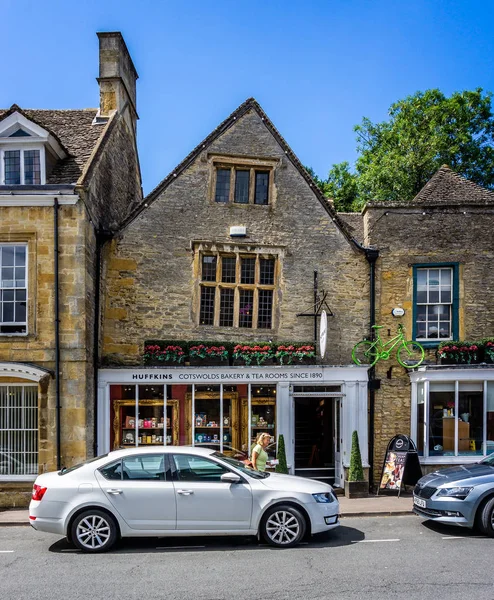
[366,248,379,491]
[351,240,379,491]
[54,198,61,470]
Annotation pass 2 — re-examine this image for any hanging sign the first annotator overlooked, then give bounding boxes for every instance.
[378,434,422,495]
[319,310,327,359]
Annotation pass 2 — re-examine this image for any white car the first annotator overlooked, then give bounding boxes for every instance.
[29,446,339,552]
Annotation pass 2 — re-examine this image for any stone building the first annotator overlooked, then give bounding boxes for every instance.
[0,32,142,505]
[99,98,372,487]
[354,166,494,484]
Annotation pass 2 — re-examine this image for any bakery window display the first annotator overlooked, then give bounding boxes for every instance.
[113,399,179,449]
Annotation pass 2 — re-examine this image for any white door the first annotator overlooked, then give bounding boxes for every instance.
[172,454,253,531]
[95,453,176,530]
[333,399,343,486]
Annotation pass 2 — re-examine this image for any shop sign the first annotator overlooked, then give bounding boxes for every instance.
[319,310,327,359]
[378,434,422,495]
[128,367,326,383]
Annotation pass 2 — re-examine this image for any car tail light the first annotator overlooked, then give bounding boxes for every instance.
[32,484,47,501]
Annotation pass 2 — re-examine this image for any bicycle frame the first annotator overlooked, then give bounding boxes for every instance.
[370,329,407,358]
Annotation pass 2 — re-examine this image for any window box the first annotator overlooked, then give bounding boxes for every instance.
[232,344,275,366]
[143,344,186,365]
[438,342,481,365]
[188,344,229,366]
[275,345,316,366]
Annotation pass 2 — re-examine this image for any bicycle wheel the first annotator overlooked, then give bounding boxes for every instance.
[397,341,425,368]
[352,341,379,366]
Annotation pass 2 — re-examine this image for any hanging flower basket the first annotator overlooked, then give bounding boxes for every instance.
[143,344,186,365]
[189,345,229,366]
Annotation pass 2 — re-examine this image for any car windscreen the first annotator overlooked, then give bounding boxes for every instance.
[59,454,109,475]
[212,451,270,479]
[480,452,494,466]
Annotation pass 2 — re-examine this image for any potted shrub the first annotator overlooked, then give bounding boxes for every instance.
[189,344,229,366]
[275,434,289,474]
[232,344,275,366]
[275,344,316,365]
[143,344,186,365]
[344,430,368,499]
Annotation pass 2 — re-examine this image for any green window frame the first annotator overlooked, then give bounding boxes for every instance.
[412,263,459,347]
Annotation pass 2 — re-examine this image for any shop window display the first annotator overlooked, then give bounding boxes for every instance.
[418,380,492,458]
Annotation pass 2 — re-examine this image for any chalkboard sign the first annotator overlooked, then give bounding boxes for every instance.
[378,435,422,496]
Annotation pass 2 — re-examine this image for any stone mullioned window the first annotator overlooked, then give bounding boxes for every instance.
[199,252,276,329]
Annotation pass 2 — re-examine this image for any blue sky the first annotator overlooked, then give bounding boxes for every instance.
[3,0,494,194]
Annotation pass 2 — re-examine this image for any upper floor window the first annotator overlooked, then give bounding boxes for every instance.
[2,148,41,185]
[413,265,458,343]
[199,253,276,329]
[0,111,68,186]
[0,245,27,334]
[214,166,271,205]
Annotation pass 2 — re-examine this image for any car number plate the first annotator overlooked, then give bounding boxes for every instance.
[414,496,426,509]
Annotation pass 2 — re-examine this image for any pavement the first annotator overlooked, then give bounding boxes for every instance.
[0,493,413,526]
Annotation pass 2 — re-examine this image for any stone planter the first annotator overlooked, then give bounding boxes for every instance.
[344,480,368,499]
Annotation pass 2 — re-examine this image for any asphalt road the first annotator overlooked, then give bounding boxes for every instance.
[0,516,493,600]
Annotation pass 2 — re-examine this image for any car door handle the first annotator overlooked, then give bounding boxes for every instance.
[177,489,194,495]
[106,489,123,495]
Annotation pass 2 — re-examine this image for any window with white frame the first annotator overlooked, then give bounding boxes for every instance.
[415,379,494,460]
[0,245,27,334]
[0,385,38,476]
[2,148,42,185]
[414,266,455,341]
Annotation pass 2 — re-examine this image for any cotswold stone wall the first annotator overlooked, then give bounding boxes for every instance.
[102,108,369,366]
[365,204,494,481]
[0,203,92,475]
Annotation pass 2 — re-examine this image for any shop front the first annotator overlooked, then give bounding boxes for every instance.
[410,366,494,472]
[97,365,369,487]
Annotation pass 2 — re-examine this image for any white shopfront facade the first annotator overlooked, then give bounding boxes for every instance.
[97,365,369,487]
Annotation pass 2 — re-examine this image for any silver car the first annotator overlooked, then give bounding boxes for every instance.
[29,446,339,552]
[413,452,494,536]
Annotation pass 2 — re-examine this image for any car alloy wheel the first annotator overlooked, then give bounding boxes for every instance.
[71,509,118,553]
[478,496,494,537]
[262,504,306,548]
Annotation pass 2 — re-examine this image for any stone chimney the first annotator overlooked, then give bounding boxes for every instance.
[97,32,138,128]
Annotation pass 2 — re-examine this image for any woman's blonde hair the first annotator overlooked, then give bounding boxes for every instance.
[257,432,271,444]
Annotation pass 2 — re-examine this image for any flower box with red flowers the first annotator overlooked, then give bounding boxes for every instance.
[275,344,316,365]
[438,341,480,365]
[232,344,275,366]
[143,344,186,365]
[189,344,229,366]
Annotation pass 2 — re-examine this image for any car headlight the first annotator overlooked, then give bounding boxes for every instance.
[312,492,335,503]
[436,487,473,500]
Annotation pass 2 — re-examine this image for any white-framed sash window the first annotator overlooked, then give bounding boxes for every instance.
[0,244,27,334]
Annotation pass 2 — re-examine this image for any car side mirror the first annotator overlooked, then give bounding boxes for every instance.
[221,472,241,484]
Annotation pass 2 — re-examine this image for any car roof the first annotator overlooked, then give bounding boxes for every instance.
[106,445,217,459]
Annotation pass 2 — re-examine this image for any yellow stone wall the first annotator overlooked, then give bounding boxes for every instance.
[0,202,94,476]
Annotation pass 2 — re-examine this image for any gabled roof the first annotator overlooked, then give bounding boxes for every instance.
[122,98,359,247]
[337,212,364,245]
[0,104,107,184]
[409,165,494,205]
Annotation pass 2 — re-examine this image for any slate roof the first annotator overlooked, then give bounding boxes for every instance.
[410,165,494,205]
[367,165,494,208]
[337,212,364,244]
[0,105,107,184]
[123,98,360,248]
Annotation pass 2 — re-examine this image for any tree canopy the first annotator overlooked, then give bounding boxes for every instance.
[308,88,494,212]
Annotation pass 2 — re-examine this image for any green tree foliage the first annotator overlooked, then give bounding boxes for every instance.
[275,434,289,474]
[348,430,364,482]
[308,88,494,210]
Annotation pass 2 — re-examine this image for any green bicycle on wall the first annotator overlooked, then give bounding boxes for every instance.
[352,323,425,368]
